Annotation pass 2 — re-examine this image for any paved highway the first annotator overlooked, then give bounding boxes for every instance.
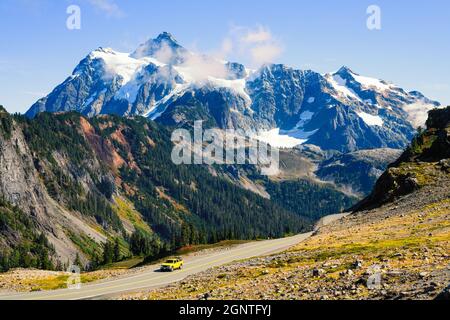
[0,213,347,300]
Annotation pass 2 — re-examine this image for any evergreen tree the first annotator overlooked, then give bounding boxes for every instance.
[74,253,83,271]
[113,238,121,262]
[102,241,114,265]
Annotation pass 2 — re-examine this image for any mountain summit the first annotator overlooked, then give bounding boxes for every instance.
[25,32,440,153]
[131,32,189,64]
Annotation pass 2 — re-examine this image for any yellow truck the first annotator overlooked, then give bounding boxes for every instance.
[160,257,184,272]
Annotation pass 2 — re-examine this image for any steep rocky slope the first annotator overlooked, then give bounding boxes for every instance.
[122,107,450,300]
[0,198,56,272]
[0,107,107,266]
[355,106,450,210]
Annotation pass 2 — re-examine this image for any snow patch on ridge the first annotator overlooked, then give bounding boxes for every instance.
[326,74,361,102]
[90,48,148,85]
[294,111,315,129]
[90,48,171,103]
[144,83,189,120]
[207,77,251,101]
[283,128,318,141]
[256,128,307,148]
[351,73,392,91]
[357,111,384,127]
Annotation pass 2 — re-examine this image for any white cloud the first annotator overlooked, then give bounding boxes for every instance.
[224,25,284,68]
[403,102,439,128]
[142,24,284,82]
[153,42,176,64]
[88,0,124,18]
[175,54,228,83]
[241,26,273,44]
[250,43,283,66]
[150,43,228,83]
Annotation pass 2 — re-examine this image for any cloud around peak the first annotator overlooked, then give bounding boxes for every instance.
[221,25,284,68]
[126,25,284,85]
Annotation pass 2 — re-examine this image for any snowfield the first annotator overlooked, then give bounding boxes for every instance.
[256,128,307,148]
[326,74,362,102]
[357,111,384,127]
[90,48,148,85]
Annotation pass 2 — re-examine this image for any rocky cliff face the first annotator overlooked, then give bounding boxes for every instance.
[0,107,107,264]
[354,106,450,211]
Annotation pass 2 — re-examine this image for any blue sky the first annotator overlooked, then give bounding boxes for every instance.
[0,0,449,113]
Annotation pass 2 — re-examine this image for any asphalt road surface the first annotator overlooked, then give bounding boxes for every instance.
[0,214,347,300]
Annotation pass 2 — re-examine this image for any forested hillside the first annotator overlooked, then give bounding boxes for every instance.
[0,198,56,272]
[266,180,357,220]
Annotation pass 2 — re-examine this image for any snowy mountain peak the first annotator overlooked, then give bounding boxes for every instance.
[131,32,188,64]
[155,31,178,43]
[91,47,116,55]
[335,66,355,76]
[331,67,393,92]
[26,31,441,153]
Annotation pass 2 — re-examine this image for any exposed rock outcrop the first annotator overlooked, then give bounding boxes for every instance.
[354,106,450,211]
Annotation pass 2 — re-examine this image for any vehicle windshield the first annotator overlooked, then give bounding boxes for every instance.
[165,260,175,263]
